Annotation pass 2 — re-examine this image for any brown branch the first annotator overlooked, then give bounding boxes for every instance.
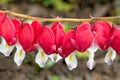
[0,10,120,23]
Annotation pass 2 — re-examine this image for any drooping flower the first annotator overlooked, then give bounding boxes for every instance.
[111,26,120,55]
[37,26,55,67]
[61,30,77,70]
[31,21,49,67]
[31,21,42,44]
[93,21,112,50]
[18,22,37,52]
[38,26,55,55]
[49,22,65,62]
[11,19,25,66]
[104,25,120,65]
[0,13,16,56]
[93,21,114,66]
[0,15,16,45]
[71,22,97,70]
[73,22,94,52]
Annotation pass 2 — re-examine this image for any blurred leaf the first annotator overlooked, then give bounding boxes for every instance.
[53,0,72,12]
[0,0,13,5]
[43,0,72,12]
[76,51,89,60]
[23,56,31,64]
[64,25,71,32]
[44,60,55,69]
[34,64,42,74]
[43,0,53,6]
[25,19,33,24]
[30,0,42,2]
[116,7,120,16]
[51,75,60,80]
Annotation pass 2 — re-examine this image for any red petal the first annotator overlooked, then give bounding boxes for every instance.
[26,44,38,52]
[111,26,120,55]
[0,15,16,45]
[75,22,94,52]
[12,19,22,34]
[0,13,5,25]
[38,26,55,55]
[93,21,112,50]
[31,20,42,43]
[61,30,75,58]
[18,23,34,51]
[0,13,5,36]
[51,22,65,48]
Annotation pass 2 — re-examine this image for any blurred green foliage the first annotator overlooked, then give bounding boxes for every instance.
[43,0,72,12]
[116,7,120,16]
[64,25,71,32]
[51,75,60,80]
[0,0,13,5]
[76,51,89,60]
[23,56,32,64]
[0,0,73,12]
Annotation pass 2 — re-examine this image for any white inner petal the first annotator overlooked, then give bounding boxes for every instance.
[35,48,48,67]
[14,43,25,66]
[0,37,14,56]
[49,53,62,62]
[87,39,98,70]
[65,51,77,70]
[87,52,96,70]
[104,47,116,65]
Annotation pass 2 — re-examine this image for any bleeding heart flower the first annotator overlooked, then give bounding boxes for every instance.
[38,26,55,54]
[61,30,75,58]
[93,21,112,50]
[111,26,120,54]
[18,22,37,52]
[49,22,65,62]
[12,19,22,35]
[8,18,25,66]
[71,22,98,70]
[0,14,16,56]
[0,14,16,46]
[31,21,49,67]
[61,30,77,70]
[73,22,94,52]
[51,22,65,49]
[0,13,6,34]
[37,26,55,67]
[104,25,120,65]
[31,20,42,43]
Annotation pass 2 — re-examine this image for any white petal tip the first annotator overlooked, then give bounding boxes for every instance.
[0,38,14,57]
[4,54,10,57]
[104,48,116,65]
[65,53,77,71]
[87,60,96,70]
[105,59,113,65]
[16,60,22,66]
[49,54,62,63]
[35,59,45,68]
[35,50,48,68]
[67,64,77,70]
[14,46,25,67]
